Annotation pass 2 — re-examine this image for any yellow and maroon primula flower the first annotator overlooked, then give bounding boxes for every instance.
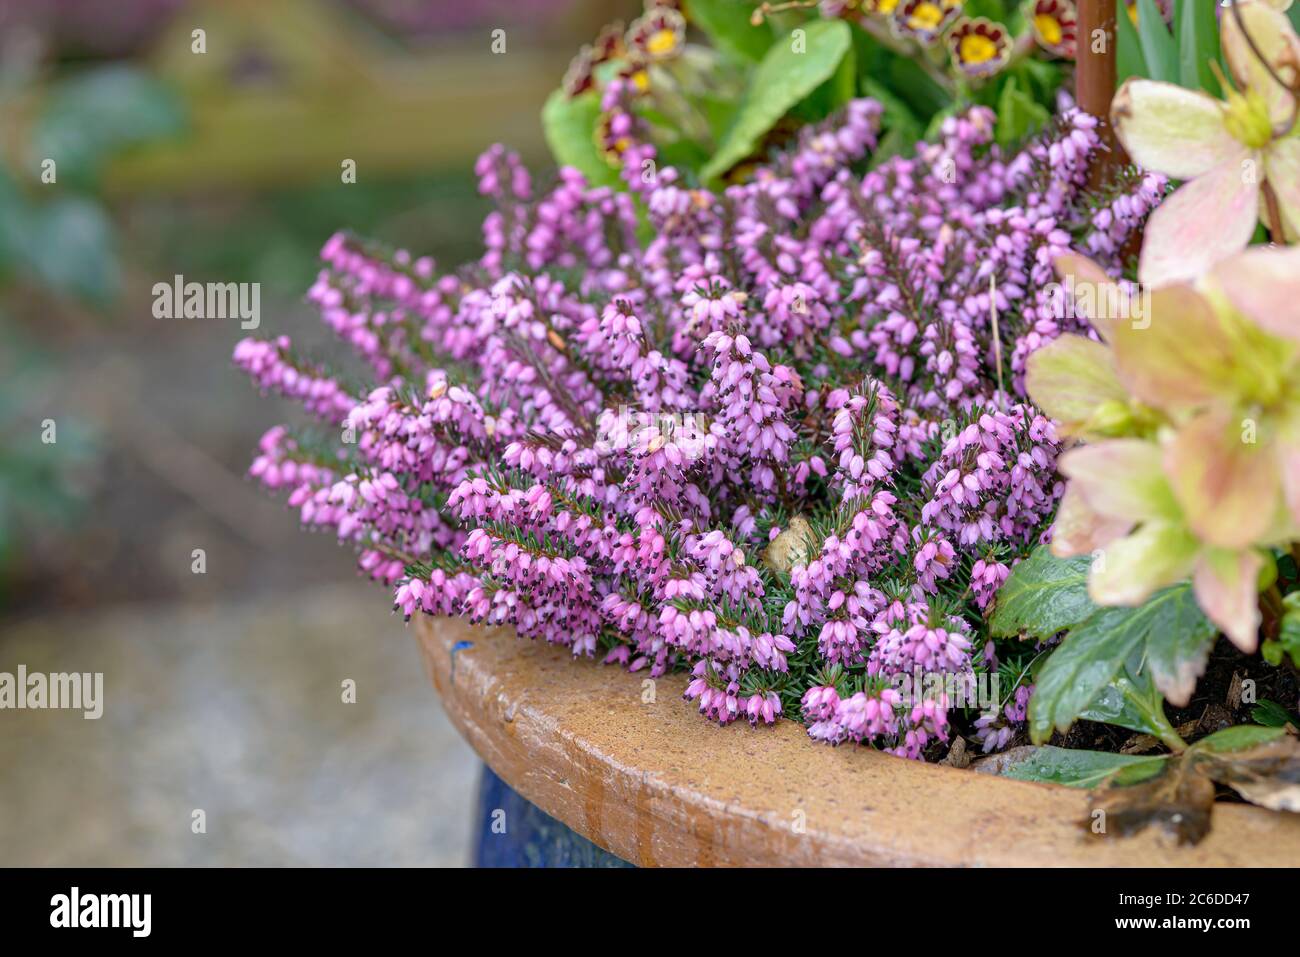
[595,112,636,167]
[563,45,596,97]
[1112,0,1300,285]
[1027,245,1300,654]
[626,6,686,62]
[893,0,963,45]
[1032,0,1077,59]
[947,17,1011,77]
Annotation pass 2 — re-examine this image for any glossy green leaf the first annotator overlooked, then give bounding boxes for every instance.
[21,196,118,305]
[541,89,623,189]
[686,0,775,63]
[1078,666,1177,741]
[1143,599,1218,706]
[1116,1,1149,85]
[980,744,1167,788]
[989,546,1097,640]
[995,75,1050,149]
[1193,724,1286,754]
[1177,0,1221,93]
[701,19,851,183]
[1136,0,1177,83]
[862,77,921,168]
[31,65,184,189]
[1028,584,1204,744]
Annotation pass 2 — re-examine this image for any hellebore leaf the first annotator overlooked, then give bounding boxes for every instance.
[1078,664,1181,740]
[1086,754,1216,845]
[701,19,851,183]
[1029,583,1209,744]
[1142,586,1221,706]
[988,546,1097,640]
[974,745,1167,788]
[1192,726,1300,813]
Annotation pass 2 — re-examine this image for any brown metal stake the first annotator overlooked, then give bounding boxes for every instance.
[1077,0,1128,186]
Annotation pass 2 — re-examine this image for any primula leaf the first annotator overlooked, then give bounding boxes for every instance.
[1028,584,1205,744]
[1135,0,1178,83]
[686,0,776,64]
[541,89,623,190]
[1177,0,1221,94]
[989,546,1097,640]
[701,19,851,183]
[976,744,1167,788]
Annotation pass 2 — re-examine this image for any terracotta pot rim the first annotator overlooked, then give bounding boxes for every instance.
[414,616,1300,867]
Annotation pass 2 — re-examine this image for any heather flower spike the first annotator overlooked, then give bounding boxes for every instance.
[1111,0,1300,284]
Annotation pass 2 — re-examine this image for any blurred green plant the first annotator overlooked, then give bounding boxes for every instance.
[0,323,100,601]
[0,64,184,306]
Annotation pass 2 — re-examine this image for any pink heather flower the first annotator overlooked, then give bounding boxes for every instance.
[239,99,1162,763]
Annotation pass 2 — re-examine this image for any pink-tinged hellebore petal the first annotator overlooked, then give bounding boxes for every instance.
[1089,520,1200,607]
[1059,440,1179,524]
[1109,285,1242,410]
[1264,137,1300,239]
[1025,334,1128,438]
[1053,254,1126,340]
[1164,410,1280,550]
[1138,156,1259,286]
[1193,548,1263,653]
[1279,423,1300,528]
[1209,242,1300,342]
[1050,484,1134,559]
[1223,0,1300,127]
[1111,79,1245,180]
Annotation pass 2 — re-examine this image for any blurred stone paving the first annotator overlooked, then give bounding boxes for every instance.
[0,583,479,866]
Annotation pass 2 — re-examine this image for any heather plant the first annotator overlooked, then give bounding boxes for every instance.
[235,97,1168,762]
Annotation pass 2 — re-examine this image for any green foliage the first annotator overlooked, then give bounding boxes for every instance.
[1116,1,1148,85]
[701,19,852,183]
[30,65,184,190]
[1135,0,1178,83]
[988,546,1096,639]
[685,0,775,63]
[1030,583,1214,744]
[986,745,1166,788]
[1177,0,1222,95]
[542,90,624,190]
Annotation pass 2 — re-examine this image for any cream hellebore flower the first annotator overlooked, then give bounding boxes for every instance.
[1026,245,1300,651]
[1111,0,1300,286]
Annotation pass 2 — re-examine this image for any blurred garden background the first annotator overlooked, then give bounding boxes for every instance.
[0,0,636,866]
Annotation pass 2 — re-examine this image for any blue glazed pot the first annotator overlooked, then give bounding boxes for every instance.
[472,764,633,868]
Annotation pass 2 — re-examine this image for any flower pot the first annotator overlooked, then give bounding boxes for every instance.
[414,616,1300,867]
